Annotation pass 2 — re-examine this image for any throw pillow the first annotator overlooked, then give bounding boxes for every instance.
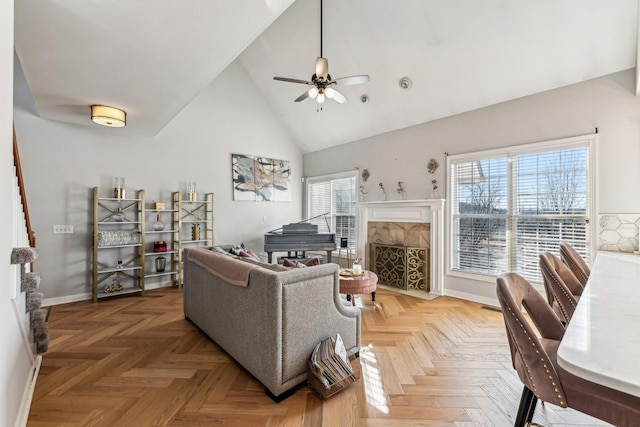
[282,258,299,268]
[239,250,260,261]
[305,257,320,267]
[282,257,320,268]
[229,243,244,255]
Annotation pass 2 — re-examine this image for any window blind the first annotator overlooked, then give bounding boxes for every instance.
[450,138,592,283]
[306,173,357,250]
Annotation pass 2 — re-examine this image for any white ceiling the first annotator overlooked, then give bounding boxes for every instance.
[14,0,639,153]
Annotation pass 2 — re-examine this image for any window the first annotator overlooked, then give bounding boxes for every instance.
[305,172,357,251]
[448,134,594,283]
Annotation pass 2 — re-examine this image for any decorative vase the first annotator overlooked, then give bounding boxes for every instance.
[431,189,439,199]
[191,224,201,241]
[187,182,197,201]
[113,207,125,222]
[113,176,125,199]
[155,256,166,273]
[152,214,165,231]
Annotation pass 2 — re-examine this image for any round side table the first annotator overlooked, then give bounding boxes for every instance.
[339,270,378,306]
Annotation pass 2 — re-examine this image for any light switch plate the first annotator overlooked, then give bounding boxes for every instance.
[53,225,74,234]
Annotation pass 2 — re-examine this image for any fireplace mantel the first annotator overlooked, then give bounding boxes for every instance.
[356,199,445,295]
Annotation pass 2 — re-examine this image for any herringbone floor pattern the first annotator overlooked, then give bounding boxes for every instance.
[27,288,609,426]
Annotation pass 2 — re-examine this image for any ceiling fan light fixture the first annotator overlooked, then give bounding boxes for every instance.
[325,87,336,99]
[91,105,126,127]
[272,0,369,108]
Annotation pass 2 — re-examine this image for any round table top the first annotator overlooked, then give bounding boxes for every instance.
[339,270,378,294]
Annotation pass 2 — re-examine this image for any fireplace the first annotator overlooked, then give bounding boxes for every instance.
[371,243,429,291]
[356,199,444,295]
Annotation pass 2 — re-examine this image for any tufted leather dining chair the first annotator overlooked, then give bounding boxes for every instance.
[496,272,640,427]
[539,252,583,324]
[559,243,590,287]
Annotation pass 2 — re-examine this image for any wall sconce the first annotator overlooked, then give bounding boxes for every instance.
[114,176,125,199]
[187,182,197,201]
[91,105,126,127]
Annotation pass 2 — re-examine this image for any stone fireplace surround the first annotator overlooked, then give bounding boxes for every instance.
[356,199,445,296]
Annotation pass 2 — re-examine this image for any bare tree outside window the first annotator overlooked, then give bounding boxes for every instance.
[454,159,507,274]
[451,144,591,282]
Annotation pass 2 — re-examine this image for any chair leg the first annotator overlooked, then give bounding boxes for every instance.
[514,386,537,427]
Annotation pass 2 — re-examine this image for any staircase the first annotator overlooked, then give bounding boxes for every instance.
[11,247,49,355]
[10,125,45,426]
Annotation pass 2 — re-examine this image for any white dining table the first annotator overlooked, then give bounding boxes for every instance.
[557,251,640,397]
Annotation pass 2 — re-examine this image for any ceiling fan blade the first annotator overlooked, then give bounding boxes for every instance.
[328,88,347,103]
[315,57,329,81]
[294,91,311,102]
[333,75,370,86]
[274,77,313,85]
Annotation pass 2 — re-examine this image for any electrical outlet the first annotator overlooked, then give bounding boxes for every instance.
[53,225,74,234]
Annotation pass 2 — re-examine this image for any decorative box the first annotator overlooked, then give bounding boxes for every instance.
[154,202,165,210]
[153,241,167,252]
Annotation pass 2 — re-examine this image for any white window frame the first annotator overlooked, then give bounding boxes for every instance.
[446,133,597,284]
[304,170,358,256]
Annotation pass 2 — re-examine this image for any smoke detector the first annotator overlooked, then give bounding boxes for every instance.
[399,77,412,90]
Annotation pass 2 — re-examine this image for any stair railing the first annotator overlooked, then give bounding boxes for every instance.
[13,124,35,248]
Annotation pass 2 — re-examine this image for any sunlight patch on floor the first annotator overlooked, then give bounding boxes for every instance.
[359,345,389,414]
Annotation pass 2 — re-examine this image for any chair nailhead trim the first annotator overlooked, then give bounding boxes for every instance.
[499,291,566,407]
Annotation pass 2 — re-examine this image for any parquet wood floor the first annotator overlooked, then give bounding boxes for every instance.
[27,288,610,426]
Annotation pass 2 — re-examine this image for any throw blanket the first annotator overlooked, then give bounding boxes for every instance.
[187,248,258,287]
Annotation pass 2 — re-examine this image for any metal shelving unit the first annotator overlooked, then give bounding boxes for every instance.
[92,187,144,303]
[172,191,214,287]
[142,202,180,288]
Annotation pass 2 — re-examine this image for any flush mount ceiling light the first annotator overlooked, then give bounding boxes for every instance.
[91,105,126,127]
[399,77,412,90]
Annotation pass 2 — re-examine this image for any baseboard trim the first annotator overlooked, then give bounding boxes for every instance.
[16,355,41,427]
[443,289,499,308]
[42,292,91,307]
[42,283,177,307]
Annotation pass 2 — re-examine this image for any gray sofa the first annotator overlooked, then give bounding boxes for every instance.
[183,247,361,400]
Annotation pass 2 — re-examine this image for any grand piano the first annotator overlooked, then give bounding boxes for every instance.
[264,220,336,264]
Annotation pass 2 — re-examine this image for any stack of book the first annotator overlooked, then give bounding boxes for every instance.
[307,336,359,399]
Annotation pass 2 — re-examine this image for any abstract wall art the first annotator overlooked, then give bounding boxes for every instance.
[232,154,291,202]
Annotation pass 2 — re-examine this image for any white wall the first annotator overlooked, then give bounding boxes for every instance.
[3,0,36,425]
[13,60,304,302]
[305,69,640,304]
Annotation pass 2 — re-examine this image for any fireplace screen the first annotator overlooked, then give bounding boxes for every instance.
[371,243,429,291]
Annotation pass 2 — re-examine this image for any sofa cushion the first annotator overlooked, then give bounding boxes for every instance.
[210,246,234,256]
[237,256,290,272]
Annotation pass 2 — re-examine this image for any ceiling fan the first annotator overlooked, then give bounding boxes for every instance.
[273,0,369,110]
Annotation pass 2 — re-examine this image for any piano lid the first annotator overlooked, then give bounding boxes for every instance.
[267,212,330,234]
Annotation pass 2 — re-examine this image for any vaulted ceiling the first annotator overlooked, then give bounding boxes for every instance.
[14,0,639,153]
